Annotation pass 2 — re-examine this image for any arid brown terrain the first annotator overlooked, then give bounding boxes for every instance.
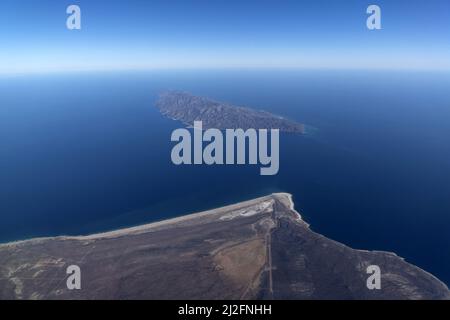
[155,91,305,133]
[0,193,448,300]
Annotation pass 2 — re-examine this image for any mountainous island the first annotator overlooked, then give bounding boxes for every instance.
[0,193,448,300]
[155,91,305,133]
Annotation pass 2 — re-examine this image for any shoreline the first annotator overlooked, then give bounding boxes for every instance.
[274,192,303,220]
[1,192,449,295]
[0,193,279,248]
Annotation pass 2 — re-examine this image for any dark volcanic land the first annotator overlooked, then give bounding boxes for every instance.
[0,193,448,300]
[155,91,305,133]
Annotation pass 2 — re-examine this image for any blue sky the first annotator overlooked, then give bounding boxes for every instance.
[0,0,449,73]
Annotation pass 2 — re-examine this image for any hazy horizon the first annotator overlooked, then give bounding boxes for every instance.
[1,0,449,74]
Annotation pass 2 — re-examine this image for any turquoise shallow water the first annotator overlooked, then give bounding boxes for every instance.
[1,70,450,285]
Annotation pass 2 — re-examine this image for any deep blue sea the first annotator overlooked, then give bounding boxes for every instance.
[1,70,450,285]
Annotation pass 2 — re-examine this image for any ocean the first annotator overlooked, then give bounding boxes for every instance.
[1,69,449,285]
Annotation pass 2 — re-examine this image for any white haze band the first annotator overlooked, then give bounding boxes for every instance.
[171,121,279,176]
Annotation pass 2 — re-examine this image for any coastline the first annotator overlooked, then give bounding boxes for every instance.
[1,192,449,291]
[1,192,449,299]
[0,193,277,247]
[274,192,304,222]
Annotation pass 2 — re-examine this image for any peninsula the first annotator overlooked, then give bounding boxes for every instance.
[155,91,305,133]
[0,193,448,300]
